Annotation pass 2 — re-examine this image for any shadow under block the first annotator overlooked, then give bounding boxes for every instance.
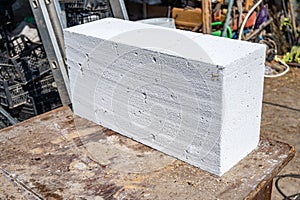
[64,18,266,176]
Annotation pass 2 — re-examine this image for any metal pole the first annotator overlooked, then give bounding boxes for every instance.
[0,106,18,125]
[109,0,129,20]
[222,0,233,37]
[29,0,71,105]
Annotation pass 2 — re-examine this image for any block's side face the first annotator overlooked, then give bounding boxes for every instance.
[220,47,266,175]
[65,30,224,175]
[64,31,102,123]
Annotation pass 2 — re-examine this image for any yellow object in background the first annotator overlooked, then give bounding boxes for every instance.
[283,46,300,63]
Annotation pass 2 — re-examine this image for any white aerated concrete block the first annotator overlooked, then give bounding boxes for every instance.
[64,18,266,176]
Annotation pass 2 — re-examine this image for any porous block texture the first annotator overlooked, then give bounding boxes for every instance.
[64,18,266,176]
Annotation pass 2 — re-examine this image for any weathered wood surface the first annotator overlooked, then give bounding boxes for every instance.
[0,106,295,199]
[201,0,212,34]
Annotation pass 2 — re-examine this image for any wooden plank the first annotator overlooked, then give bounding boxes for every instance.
[172,7,202,30]
[252,180,273,200]
[0,106,295,199]
[0,173,27,200]
[202,0,212,34]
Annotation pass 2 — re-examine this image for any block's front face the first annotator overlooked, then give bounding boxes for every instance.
[65,30,224,175]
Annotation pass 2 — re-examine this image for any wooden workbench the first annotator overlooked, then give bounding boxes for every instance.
[0,106,295,199]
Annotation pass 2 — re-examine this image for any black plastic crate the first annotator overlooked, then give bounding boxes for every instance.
[14,56,51,84]
[17,91,61,121]
[65,0,112,27]
[0,74,58,108]
[0,62,19,84]
[6,35,40,58]
[0,36,51,84]
[0,27,63,127]
[0,80,29,108]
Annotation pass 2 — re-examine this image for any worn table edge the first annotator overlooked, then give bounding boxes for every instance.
[0,106,70,134]
[0,106,296,199]
[245,141,295,199]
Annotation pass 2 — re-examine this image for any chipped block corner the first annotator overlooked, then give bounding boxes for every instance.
[64,18,266,176]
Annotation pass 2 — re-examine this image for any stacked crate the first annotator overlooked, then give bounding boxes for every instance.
[0,35,61,123]
[64,0,113,27]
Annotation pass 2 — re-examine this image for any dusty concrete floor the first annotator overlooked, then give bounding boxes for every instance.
[261,66,300,199]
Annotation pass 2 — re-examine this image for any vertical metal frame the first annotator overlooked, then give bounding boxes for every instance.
[29,0,71,105]
[109,0,129,20]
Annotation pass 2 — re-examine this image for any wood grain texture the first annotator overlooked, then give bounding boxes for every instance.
[0,106,295,199]
[201,0,212,34]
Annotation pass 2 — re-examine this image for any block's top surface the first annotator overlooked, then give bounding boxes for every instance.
[64,18,265,66]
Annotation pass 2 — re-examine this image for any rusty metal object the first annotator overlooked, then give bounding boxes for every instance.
[0,106,295,199]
